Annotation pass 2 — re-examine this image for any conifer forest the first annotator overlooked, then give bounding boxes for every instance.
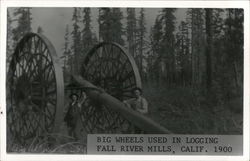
[6,7,243,153]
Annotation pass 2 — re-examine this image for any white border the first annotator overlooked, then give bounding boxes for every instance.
[0,1,249,161]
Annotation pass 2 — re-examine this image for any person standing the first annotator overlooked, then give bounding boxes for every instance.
[64,91,86,139]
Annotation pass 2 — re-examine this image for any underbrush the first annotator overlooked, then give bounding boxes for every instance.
[7,84,242,153]
[7,133,86,154]
[143,84,243,134]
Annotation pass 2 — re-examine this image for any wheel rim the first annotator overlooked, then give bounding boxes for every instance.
[7,33,64,144]
[80,42,142,133]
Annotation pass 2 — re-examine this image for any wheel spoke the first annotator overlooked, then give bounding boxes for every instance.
[81,42,142,134]
[7,33,62,144]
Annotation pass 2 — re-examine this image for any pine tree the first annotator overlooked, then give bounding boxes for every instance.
[126,8,137,57]
[223,9,243,91]
[160,8,176,86]
[187,8,206,87]
[7,9,14,67]
[137,8,147,79]
[149,16,163,84]
[81,8,97,58]
[111,8,124,45]
[176,21,191,86]
[211,9,224,40]
[205,9,213,90]
[99,8,124,45]
[210,9,224,86]
[63,25,71,69]
[12,7,32,44]
[37,26,44,34]
[99,8,112,42]
[150,16,163,58]
[71,7,81,74]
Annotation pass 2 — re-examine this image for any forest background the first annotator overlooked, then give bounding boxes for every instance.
[7,7,243,134]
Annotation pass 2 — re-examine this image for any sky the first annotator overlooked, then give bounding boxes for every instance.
[10,8,187,56]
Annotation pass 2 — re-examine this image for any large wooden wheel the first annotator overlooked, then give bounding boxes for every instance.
[7,33,64,145]
[80,42,142,133]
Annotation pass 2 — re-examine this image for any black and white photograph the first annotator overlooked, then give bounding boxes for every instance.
[2,3,247,157]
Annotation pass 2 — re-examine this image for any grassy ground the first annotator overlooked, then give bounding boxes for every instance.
[7,134,86,154]
[7,84,243,153]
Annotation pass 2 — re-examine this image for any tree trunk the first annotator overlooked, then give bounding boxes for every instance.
[233,61,239,88]
[205,9,213,90]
